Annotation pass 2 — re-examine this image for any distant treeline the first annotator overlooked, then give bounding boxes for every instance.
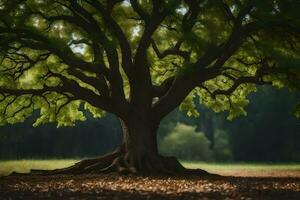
[0,86,300,162]
[0,114,122,159]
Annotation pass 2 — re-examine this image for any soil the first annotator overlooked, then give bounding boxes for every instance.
[0,173,300,199]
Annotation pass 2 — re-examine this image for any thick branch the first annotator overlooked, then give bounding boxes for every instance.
[152,77,175,98]
[0,27,99,74]
[130,0,150,22]
[155,2,255,113]
[85,0,133,76]
[182,0,201,32]
[13,2,127,111]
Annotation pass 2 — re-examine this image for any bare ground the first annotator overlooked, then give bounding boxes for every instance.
[0,173,300,200]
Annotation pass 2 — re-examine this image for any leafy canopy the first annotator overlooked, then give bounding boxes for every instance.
[0,0,299,127]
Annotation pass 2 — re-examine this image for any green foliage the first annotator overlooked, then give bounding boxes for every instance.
[179,91,200,117]
[195,83,257,120]
[34,99,86,127]
[0,0,300,129]
[84,102,106,119]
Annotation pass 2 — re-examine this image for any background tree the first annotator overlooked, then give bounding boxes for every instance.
[0,0,300,174]
[226,86,300,162]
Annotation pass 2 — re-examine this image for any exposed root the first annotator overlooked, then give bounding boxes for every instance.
[22,146,124,176]
[10,148,215,177]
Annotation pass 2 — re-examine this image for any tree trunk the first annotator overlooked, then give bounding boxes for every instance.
[117,116,165,173]
[121,116,158,157]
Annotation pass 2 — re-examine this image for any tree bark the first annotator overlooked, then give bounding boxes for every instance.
[117,116,163,173]
[121,115,158,155]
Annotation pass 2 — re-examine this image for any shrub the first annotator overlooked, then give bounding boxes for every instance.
[159,123,213,161]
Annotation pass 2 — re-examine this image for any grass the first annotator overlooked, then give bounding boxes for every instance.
[0,159,78,176]
[183,161,300,170]
[0,159,300,177]
[183,161,300,177]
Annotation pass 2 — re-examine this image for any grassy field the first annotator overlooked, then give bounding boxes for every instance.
[1,159,300,177]
[0,159,78,176]
[183,161,300,177]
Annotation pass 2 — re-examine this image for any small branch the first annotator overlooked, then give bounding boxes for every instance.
[151,39,190,60]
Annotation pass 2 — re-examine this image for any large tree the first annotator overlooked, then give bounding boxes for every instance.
[0,0,300,174]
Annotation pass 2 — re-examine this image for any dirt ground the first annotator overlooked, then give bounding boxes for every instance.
[0,173,300,200]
